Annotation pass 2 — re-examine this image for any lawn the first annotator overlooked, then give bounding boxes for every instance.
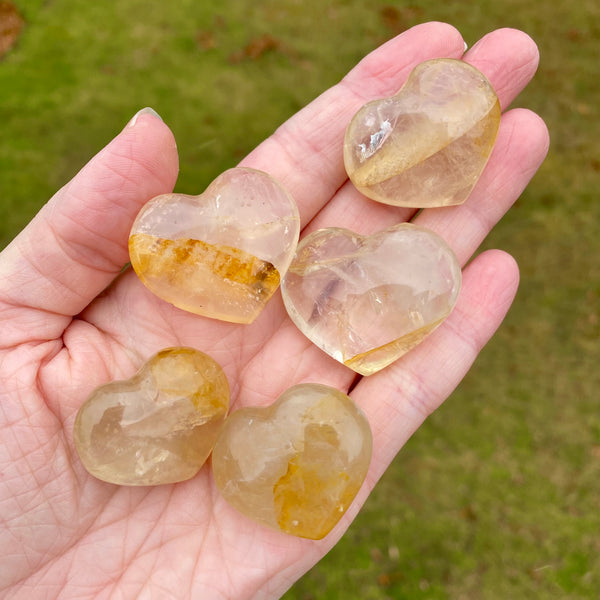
[1,0,599,598]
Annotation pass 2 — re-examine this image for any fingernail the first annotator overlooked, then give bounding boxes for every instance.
[463,41,468,53]
[127,107,163,128]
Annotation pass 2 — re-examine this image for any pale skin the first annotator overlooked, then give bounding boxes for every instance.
[0,22,548,600]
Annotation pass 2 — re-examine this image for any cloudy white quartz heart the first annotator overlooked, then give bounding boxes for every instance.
[281,223,461,375]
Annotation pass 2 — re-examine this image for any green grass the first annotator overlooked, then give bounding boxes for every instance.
[2,0,599,598]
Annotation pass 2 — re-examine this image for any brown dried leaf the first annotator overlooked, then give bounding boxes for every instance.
[228,33,282,64]
[0,1,24,59]
[379,5,423,36]
[370,547,383,562]
[196,29,216,51]
[460,504,478,521]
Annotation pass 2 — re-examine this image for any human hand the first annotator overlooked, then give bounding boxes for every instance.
[0,22,548,600]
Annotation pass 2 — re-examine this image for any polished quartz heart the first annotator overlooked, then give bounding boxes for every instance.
[73,347,229,485]
[212,383,372,540]
[129,168,300,324]
[344,58,501,207]
[281,223,461,375]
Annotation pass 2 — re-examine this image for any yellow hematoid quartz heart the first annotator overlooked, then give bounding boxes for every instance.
[129,168,300,324]
[344,58,501,207]
[212,383,372,540]
[281,223,461,376]
[73,348,230,485]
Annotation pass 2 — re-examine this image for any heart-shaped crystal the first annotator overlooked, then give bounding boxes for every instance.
[212,383,372,540]
[73,347,230,485]
[344,58,501,207]
[281,223,461,375]
[129,168,300,323]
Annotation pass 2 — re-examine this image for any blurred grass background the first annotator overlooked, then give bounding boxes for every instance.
[1,0,599,598]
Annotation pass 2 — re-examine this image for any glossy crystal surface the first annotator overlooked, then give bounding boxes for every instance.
[73,348,230,485]
[129,167,300,323]
[281,224,461,375]
[344,58,501,207]
[212,383,372,540]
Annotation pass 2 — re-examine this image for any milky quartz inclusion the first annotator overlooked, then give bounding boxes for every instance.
[129,168,300,324]
[344,58,501,207]
[73,348,230,486]
[212,383,372,540]
[281,224,461,376]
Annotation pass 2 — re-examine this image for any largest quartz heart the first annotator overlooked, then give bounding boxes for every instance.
[129,168,300,324]
[344,58,501,207]
[281,224,461,376]
[212,383,372,540]
[73,347,230,485]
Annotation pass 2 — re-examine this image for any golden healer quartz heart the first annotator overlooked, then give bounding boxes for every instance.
[281,223,461,376]
[344,58,501,207]
[129,168,300,324]
[212,383,372,540]
[73,348,229,485]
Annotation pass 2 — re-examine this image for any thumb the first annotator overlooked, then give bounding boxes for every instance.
[0,108,179,345]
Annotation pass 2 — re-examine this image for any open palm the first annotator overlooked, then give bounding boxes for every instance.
[0,23,548,600]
